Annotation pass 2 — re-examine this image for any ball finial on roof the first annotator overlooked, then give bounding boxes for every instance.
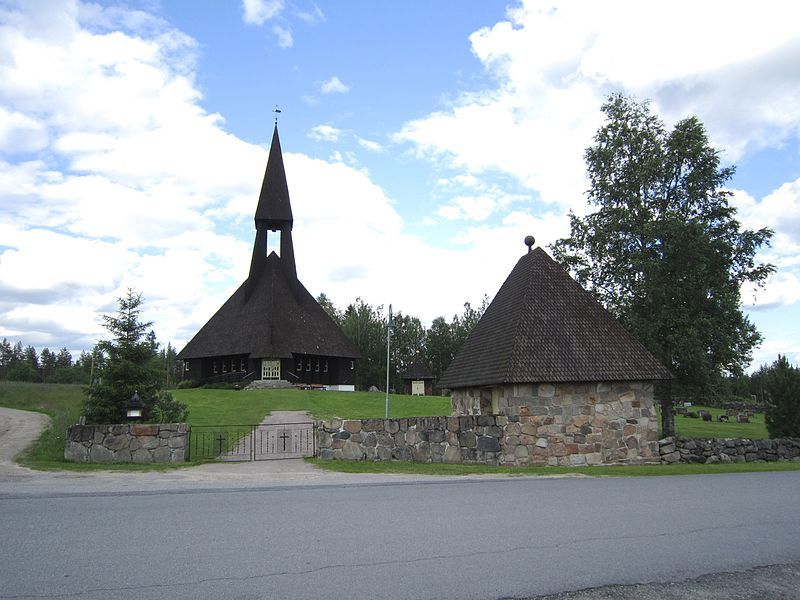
[524,235,536,253]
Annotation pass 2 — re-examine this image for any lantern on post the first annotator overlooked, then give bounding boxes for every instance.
[126,391,145,420]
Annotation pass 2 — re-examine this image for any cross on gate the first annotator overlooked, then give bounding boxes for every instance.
[279,430,290,452]
[216,434,226,455]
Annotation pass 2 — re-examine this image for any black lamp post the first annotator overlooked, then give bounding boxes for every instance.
[126,391,145,420]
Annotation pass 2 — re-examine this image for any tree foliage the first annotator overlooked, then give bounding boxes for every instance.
[81,289,187,424]
[552,94,774,401]
[763,355,800,438]
[319,294,488,392]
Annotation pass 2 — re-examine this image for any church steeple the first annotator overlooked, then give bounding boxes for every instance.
[247,125,297,297]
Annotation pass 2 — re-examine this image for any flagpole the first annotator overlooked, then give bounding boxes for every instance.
[385,304,392,419]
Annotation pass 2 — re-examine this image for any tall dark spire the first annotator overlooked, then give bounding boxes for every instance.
[247,125,296,298]
[255,126,293,225]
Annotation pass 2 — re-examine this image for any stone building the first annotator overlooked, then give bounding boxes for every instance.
[438,238,672,465]
[177,127,360,389]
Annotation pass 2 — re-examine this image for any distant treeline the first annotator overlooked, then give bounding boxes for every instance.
[0,337,182,388]
[317,294,489,393]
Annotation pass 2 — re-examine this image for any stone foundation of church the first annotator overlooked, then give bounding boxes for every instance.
[317,381,660,466]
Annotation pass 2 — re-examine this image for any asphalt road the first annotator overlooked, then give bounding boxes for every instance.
[2,472,799,599]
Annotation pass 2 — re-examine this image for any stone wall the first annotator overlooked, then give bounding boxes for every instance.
[659,436,800,464]
[449,381,659,464]
[64,423,188,463]
[317,412,659,466]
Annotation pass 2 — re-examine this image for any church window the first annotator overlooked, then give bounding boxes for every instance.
[297,358,303,372]
[323,360,328,373]
[213,361,218,374]
[315,359,320,372]
[222,360,227,373]
[240,358,246,372]
[184,361,189,372]
[306,360,311,372]
[350,360,354,370]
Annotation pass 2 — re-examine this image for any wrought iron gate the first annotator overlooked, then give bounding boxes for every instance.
[188,422,316,461]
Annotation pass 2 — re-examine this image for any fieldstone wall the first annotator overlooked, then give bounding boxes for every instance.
[64,423,188,463]
[449,381,659,464]
[659,436,800,464]
[317,412,659,466]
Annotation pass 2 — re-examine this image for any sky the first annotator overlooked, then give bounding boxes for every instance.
[1,0,799,371]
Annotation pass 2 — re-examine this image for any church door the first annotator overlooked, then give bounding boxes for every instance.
[261,359,281,380]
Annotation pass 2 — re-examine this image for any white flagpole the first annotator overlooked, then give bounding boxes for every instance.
[385,304,392,419]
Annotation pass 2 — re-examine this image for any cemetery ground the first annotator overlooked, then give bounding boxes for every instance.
[0,380,798,476]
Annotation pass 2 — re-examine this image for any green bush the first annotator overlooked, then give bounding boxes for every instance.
[176,379,198,389]
[764,355,800,438]
[148,390,189,423]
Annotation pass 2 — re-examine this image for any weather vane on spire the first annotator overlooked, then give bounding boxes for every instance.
[273,105,281,126]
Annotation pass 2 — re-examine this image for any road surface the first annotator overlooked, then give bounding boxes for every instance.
[2,471,799,599]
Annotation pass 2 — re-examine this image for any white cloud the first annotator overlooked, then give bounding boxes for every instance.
[319,76,350,94]
[356,137,383,152]
[295,3,325,25]
[397,0,800,208]
[436,196,496,222]
[273,24,293,48]
[0,1,518,354]
[241,0,283,25]
[308,124,341,142]
[0,107,48,153]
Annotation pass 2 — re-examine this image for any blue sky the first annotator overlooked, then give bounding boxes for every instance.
[1,0,799,372]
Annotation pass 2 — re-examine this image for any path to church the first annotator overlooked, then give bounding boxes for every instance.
[223,410,315,461]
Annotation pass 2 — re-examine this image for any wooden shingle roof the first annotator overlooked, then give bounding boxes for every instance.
[177,125,359,362]
[255,126,293,225]
[438,247,672,389]
[177,253,360,360]
[401,359,435,381]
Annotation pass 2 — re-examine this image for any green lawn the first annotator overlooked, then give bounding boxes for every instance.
[0,381,83,468]
[669,404,768,439]
[174,387,450,425]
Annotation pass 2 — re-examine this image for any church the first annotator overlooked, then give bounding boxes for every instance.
[177,126,361,390]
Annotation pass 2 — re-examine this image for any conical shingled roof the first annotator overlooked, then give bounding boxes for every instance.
[255,126,293,224]
[438,247,671,389]
[177,253,360,360]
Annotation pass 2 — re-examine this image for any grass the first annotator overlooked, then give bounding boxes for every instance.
[175,387,450,424]
[669,404,768,439]
[308,458,800,477]
[0,381,84,469]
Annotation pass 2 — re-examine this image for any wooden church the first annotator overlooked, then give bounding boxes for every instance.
[178,126,360,390]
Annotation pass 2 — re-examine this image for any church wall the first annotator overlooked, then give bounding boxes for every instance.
[449,381,660,465]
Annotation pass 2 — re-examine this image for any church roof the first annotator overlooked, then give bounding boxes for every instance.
[438,246,672,389]
[255,126,293,224]
[177,253,360,360]
[401,359,435,381]
[178,125,359,362]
